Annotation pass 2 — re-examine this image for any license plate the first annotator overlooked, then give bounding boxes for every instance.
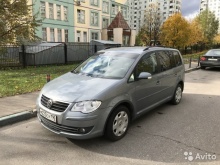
[40,109,56,123]
[208,58,217,61]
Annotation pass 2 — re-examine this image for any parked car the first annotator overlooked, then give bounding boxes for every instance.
[200,49,220,69]
[36,46,185,141]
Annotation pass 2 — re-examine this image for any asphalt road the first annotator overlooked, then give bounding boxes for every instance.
[1,68,220,165]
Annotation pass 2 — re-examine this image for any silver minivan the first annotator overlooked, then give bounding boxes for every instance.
[36,47,185,141]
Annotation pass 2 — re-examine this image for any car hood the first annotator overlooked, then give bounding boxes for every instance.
[41,72,120,102]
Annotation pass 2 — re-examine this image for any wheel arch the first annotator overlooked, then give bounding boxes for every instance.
[103,100,135,133]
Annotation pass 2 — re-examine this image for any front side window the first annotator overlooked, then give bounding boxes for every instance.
[136,53,158,76]
[73,53,138,79]
[91,12,98,26]
[77,9,85,23]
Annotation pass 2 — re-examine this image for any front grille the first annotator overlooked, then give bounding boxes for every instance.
[40,116,93,134]
[41,95,69,112]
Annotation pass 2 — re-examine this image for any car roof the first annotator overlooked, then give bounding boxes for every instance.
[98,46,177,55]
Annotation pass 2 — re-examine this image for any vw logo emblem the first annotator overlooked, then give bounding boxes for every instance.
[47,99,53,109]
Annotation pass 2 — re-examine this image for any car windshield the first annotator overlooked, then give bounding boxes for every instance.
[73,52,138,79]
[206,50,220,56]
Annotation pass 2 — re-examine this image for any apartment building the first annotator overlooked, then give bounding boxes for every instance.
[128,0,181,32]
[200,0,220,33]
[32,0,74,42]
[32,0,129,42]
[74,0,129,42]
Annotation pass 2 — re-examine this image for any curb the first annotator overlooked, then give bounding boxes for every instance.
[0,109,37,127]
[185,66,200,73]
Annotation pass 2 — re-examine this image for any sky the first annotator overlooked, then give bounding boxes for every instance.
[182,0,200,19]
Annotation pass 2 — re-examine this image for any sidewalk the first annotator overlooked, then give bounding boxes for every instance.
[0,92,39,127]
[0,66,200,128]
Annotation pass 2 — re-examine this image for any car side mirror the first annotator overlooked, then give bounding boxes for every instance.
[138,72,152,79]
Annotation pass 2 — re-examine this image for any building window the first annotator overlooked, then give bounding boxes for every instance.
[77,9,85,23]
[91,0,98,6]
[91,32,99,40]
[57,29,62,42]
[77,31,81,42]
[50,28,55,42]
[49,3,54,19]
[42,28,47,41]
[64,7,68,21]
[122,7,127,18]
[65,29,68,42]
[103,1,109,13]
[91,12,98,26]
[112,4,119,15]
[57,5,61,20]
[83,32,87,42]
[102,18,109,28]
[40,2,46,18]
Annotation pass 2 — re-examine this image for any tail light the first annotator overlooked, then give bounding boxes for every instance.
[200,57,206,61]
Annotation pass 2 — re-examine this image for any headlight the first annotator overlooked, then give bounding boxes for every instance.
[71,101,101,113]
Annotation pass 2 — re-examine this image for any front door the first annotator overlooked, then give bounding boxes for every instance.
[129,52,162,115]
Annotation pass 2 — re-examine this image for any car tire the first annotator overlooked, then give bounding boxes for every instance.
[105,106,130,141]
[171,84,182,105]
[201,66,206,69]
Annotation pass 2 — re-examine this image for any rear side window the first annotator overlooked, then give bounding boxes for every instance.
[173,51,182,66]
[157,51,171,71]
[168,51,176,68]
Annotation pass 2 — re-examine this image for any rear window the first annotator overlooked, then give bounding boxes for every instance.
[173,51,182,66]
[206,50,220,56]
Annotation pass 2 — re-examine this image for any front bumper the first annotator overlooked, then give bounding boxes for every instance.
[37,104,108,140]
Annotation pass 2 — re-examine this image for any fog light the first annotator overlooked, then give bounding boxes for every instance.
[79,128,86,133]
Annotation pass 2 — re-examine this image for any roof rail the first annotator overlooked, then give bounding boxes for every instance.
[143,46,151,51]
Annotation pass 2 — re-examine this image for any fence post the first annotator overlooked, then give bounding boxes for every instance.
[64,43,67,64]
[189,57,192,68]
[94,45,97,53]
[22,44,26,68]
